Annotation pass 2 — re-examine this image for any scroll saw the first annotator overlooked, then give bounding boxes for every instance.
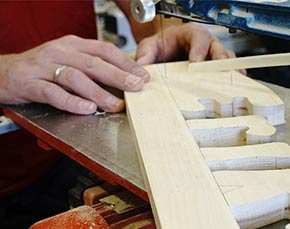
[131,0,290,40]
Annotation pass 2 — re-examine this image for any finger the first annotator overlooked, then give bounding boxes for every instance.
[187,29,212,62]
[52,53,146,90]
[56,35,150,80]
[239,68,248,75]
[209,38,234,60]
[136,38,160,65]
[24,79,97,114]
[208,40,247,75]
[52,65,125,112]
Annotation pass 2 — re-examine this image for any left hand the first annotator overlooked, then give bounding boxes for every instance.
[135,23,236,65]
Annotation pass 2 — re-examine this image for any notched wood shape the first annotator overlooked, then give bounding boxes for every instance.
[201,142,290,205]
[203,143,290,228]
[151,61,285,125]
[125,61,239,228]
[186,115,276,147]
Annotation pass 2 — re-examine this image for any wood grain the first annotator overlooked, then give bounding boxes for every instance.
[188,52,290,72]
[125,60,287,228]
[159,61,285,125]
[201,142,290,205]
[202,143,290,228]
[125,64,238,228]
[187,115,277,147]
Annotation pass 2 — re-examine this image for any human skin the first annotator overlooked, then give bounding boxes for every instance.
[0,2,238,114]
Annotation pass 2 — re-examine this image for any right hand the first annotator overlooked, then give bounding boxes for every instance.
[0,35,149,114]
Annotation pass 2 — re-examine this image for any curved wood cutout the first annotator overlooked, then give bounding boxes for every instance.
[154,61,285,125]
[187,115,276,147]
[200,142,290,205]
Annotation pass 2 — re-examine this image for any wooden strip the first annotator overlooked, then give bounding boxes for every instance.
[188,52,290,72]
[125,64,238,228]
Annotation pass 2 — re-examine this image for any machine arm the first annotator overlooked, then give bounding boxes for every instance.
[131,0,290,39]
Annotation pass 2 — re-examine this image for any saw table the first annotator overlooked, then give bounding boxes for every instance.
[2,81,290,202]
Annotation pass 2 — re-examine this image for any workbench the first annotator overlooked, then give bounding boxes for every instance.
[2,81,290,205]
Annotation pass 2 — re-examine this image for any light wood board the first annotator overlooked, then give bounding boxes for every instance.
[158,61,285,125]
[125,60,286,228]
[188,52,290,72]
[125,63,238,228]
[201,142,290,205]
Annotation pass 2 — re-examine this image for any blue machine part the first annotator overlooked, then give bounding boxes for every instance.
[0,116,19,135]
[176,0,290,39]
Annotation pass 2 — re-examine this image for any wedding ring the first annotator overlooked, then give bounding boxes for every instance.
[54,65,66,83]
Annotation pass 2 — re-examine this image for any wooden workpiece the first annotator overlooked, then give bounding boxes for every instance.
[201,142,290,203]
[187,115,276,147]
[125,64,239,228]
[158,61,284,125]
[188,52,290,73]
[125,60,287,228]
[125,62,253,228]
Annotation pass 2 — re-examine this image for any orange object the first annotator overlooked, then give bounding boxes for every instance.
[29,205,109,229]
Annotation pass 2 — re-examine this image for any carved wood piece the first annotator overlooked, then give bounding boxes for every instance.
[187,115,277,147]
[202,143,290,207]
[155,61,285,125]
[125,63,238,228]
[125,60,287,228]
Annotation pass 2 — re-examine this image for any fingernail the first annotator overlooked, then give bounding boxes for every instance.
[133,67,150,81]
[80,101,96,113]
[106,96,121,108]
[125,74,143,89]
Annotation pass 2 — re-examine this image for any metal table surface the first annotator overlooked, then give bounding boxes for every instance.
[2,81,290,201]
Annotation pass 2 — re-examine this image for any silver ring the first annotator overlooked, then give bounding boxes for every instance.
[54,65,66,82]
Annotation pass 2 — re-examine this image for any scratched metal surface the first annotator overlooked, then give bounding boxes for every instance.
[4,82,290,194]
[5,103,145,190]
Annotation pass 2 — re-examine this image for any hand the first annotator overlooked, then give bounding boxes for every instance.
[0,35,149,114]
[136,23,236,65]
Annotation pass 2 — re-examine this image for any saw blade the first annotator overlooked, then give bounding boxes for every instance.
[159,14,167,79]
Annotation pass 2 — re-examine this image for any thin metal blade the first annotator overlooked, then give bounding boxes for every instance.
[159,15,167,78]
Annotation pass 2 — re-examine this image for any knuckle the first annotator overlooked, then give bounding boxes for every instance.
[196,26,212,39]
[204,30,212,40]
[62,34,78,41]
[63,95,76,108]
[104,42,116,50]
[41,84,75,110]
[89,40,103,50]
[62,67,80,84]
[41,84,58,101]
[84,57,101,70]
[101,42,117,53]
[121,58,136,71]
[38,41,64,58]
[212,38,223,47]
